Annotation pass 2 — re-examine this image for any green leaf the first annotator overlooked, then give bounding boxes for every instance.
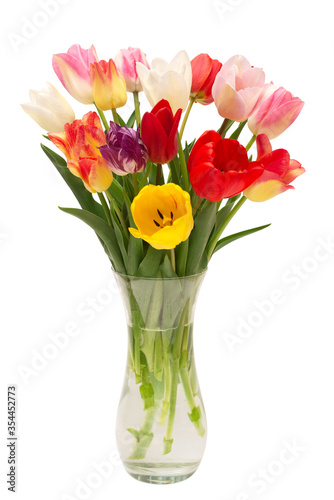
[137,246,163,277]
[186,202,217,275]
[214,195,241,231]
[213,224,271,254]
[229,120,247,140]
[126,110,136,128]
[107,179,124,208]
[160,254,178,279]
[41,144,106,221]
[58,207,126,273]
[117,113,126,127]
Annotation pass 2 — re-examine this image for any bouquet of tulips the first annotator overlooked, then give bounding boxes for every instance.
[22,45,305,462]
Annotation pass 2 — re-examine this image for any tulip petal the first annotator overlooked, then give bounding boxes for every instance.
[244,179,294,202]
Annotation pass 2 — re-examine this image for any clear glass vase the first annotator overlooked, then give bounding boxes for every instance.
[114,270,207,484]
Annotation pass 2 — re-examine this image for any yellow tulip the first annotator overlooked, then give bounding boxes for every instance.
[129,184,194,250]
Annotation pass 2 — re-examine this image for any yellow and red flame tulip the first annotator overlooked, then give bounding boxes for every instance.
[243,134,305,201]
[48,111,113,193]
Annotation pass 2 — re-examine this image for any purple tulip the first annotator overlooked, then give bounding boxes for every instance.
[99,122,148,176]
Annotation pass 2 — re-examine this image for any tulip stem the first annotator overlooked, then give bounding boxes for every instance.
[105,190,129,237]
[156,164,162,185]
[98,192,112,225]
[177,132,190,192]
[179,97,195,140]
[192,197,204,217]
[94,104,110,131]
[170,249,176,272]
[218,118,232,138]
[133,91,141,127]
[132,174,139,195]
[138,162,152,190]
[207,195,247,259]
[246,134,256,152]
[112,108,119,125]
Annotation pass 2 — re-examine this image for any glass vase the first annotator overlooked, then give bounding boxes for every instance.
[114,270,207,484]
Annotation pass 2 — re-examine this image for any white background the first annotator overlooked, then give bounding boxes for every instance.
[1,0,333,499]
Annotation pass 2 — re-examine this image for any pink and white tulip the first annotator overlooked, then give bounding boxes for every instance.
[52,44,98,104]
[248,86,304,139]
[136,51,192,114]
[115,47,150,92]
[212,55,266,122]
[21,82,75,132]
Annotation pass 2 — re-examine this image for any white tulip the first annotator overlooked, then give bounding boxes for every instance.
[136,51,192,114]
[21,82,75,132]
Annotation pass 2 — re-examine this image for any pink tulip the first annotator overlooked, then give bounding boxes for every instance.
[248,87,304,139]
[115,47,150,92]
[212,55,266,122]
[52,44,99,104]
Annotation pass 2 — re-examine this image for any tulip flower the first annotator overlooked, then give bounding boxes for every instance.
[129,184,194,250]
[187,130,263,202]
[48,111,113,193]
[190,53,222,105]
[212,55,266,122]
[99,122,148,175]
[115,47,150,92]
[141,99,182,164]
[248,87,304,139]
[90,59,127,111]
[136,51,192,114]
[21,82,75,132]
[243,134,305,202]
[52,44,98,104]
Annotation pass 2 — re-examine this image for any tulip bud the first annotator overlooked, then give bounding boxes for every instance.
[115,47,150,92]
[190,53,222,105]
[248,87,304,139]
[90,59,127,111]
[52,44,98,104]
[21,82,75,132]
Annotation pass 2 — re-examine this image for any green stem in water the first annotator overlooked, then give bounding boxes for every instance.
[179,96,195,140]
[111,108,119,125]
[163,358,179,454]
[207,196,247,259]
[180,367,205,437]
[246,134,256,151]
[128,403,161,460]
[105,190,128,237]
[177,132,189,192]
[133,91,141,127]
[97,192,112,225]
[94,104,109,131]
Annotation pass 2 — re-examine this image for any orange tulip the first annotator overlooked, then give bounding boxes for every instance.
[48,111,113,192]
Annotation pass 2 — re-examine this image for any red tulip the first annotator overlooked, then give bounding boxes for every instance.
[187,130,263,202]
[190,53,222,105]
[141,99,182,164]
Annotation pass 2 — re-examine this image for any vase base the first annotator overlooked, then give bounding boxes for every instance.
[123,460,200,484]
